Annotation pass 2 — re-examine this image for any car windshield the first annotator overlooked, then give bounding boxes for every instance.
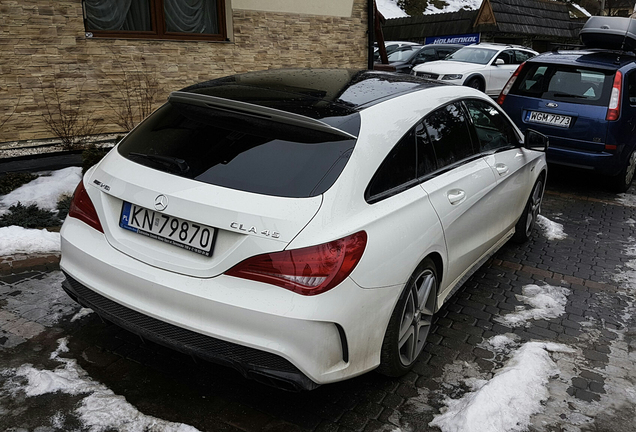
[388,49,416,62]
[510,63,615,106]
[446,47,497,65]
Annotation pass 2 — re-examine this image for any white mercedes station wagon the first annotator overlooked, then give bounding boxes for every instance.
[60,69,547,391]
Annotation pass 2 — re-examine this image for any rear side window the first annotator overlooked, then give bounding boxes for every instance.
[511,63,615,106]
[118,102,359,198]
[366,131,417,200]
[423,102,474,168]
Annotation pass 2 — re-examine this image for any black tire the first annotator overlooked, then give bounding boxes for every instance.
[512,175,545,243]
[465,77,484,92]
[377,258,437,377]
[609,149,636,193]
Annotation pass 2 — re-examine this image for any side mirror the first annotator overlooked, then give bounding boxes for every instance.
[495,58,505,66]
[524,129,549,152]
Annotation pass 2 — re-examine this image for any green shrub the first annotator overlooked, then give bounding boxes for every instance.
[57,194,72,221]
[0,172,38,196]
[0,202,60,228]
[82,145,110,174]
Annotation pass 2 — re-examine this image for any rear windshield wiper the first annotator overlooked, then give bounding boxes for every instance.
[128,152,190,174]
[553,93,588,99]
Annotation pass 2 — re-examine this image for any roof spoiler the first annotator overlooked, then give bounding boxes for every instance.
[168,91,358,140]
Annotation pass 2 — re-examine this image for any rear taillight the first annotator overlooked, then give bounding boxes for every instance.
[225,231,367,296]
[606,70,622,121]
[68,181,103,233]
[497,61,526,106]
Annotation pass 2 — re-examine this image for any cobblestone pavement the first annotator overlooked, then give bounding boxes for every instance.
[0,166,635,432]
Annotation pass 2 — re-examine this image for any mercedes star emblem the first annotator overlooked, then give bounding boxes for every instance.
[154,194,168,211]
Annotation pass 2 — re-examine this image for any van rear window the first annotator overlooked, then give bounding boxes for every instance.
[117,102,359,198]
[511,63,615,106]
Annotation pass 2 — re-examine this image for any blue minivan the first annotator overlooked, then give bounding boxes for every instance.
[498,44,636,192]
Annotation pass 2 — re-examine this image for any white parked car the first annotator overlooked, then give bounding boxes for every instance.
[60,69,548,391]
[412,43,538,96]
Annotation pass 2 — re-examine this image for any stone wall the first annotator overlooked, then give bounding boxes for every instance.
[0,0,368,144]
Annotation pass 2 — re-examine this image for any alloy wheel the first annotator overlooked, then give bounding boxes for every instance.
[525,179,543,237]
[397,269,436,366]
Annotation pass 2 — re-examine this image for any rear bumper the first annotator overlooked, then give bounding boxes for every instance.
[60,217,401,390]
[61,273,317,391]
[547,145,621,176]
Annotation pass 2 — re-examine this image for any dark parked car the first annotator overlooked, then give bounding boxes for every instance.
[498,17,636,192]
[384,44,463,74]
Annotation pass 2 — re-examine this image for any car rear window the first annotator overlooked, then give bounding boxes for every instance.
[117,102,360,198]
[511,63,615,106]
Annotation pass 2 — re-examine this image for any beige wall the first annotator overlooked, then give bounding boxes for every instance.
[0,0,368,144]
[232,0,355,17]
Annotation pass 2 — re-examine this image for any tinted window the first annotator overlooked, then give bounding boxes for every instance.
[464,99,518,152]
[496,50,515,65]
[367,130,417,199]
[424,103,474,168]
[415,122,437,177]
[415,48,437,62]
[511,63,615,106]
[118,102,359,198]
[515,50,533,63]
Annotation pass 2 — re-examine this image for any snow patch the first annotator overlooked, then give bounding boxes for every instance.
[536,215,567,240]
[71,308,94,322]
[0,167,81,211]
[616,193,636,207]
[481,333,518,354]
[0,226,60,255]
[496,284,570,327]
[423,0,482,15]
[430,341,574,432]
[5,338,200,432]
[376,0,409,18]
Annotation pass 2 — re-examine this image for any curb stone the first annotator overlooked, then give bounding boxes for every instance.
[0,253,60,275]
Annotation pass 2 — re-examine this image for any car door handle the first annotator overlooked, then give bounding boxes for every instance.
[447,189,466,205]
[495,163,509,176]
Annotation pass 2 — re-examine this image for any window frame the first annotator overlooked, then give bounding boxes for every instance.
[82,0,227,42]
[365,99,485,204]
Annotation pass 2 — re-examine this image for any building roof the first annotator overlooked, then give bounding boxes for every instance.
[382,0,580,42]
[476,0,577,39]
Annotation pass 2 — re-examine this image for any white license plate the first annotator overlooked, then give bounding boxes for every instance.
[120,202,216,257]
[527,111,572,128]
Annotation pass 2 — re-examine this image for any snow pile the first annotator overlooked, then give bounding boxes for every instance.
[482,333,518,354]
[376,0,408,18]
[423,0,482,15]
[497,284,570,327]
[430,341,574,432]
[0,226,60,255]
[0,167,81,211]
[71,308,94,322]
[616,193,636,207]
[6,338,200,432]
[536,215,567,240]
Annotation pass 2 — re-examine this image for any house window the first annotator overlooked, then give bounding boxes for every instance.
[83,0,226,41]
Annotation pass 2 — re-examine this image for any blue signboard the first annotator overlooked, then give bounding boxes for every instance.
[425,33,480,46]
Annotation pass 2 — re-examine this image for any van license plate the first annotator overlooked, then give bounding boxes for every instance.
[527,111,572,128]
[120,202,216,257]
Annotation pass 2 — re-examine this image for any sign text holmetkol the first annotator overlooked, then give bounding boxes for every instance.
[425,33,480,45]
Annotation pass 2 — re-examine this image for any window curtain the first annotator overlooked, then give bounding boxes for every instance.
[84,0,151,31]
[164,0,218,34]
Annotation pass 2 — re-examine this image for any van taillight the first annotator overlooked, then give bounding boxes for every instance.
[606,71,622,121]
[497,62,526,105]
[225,231,367,296]
[68,181,103,233]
